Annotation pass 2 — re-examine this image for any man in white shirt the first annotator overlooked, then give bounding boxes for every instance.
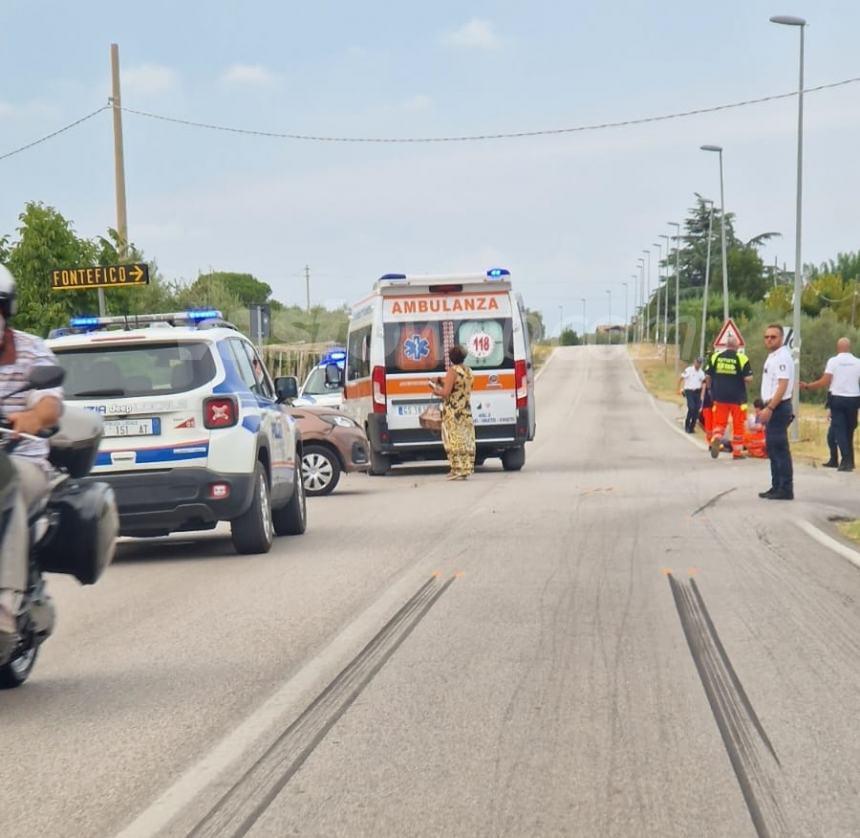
[758,324,795,500]
[801,337,860,472]
[678,356,706,433]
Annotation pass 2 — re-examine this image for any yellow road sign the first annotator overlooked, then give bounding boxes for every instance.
[51,263,149,291]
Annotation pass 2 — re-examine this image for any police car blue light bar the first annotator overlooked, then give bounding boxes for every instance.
[69,316,101,329]
[379,273,407,281]
[68,310,225,331]
[323,348,347,363]
[185,309,222,321]
[487,268,510,278]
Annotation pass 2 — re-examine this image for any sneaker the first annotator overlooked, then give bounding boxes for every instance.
[710,438,721,459]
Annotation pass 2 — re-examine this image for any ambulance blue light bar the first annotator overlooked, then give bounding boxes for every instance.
[487,268,510,278]
[379,273,407,281]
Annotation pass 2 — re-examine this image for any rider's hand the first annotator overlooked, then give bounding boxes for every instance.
[8,410,43,437]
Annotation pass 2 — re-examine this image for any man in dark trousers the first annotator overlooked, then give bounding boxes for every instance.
[704,334,752,460]
[679,356,706,433]
[759,324,795,500]
[801,337,860,471]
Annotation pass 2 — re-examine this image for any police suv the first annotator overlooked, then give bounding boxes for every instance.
[47,310,306,554]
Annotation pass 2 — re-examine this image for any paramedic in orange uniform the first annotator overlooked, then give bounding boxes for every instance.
[703,334,752,460]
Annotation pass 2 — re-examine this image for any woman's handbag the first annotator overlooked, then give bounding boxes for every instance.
[419,405,443,432]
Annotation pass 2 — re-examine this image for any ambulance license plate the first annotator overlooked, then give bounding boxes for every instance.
[396,402,433,417]
[102,417,161,438]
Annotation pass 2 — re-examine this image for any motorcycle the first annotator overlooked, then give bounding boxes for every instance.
[0,365,118,688]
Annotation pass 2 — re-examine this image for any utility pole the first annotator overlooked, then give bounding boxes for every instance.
[109,43,129,319]
[304,264,311,313]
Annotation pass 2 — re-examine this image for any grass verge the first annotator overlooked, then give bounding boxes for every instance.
[837,519,860,547]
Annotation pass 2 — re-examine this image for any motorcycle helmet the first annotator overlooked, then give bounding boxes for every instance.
[0,264,17,318]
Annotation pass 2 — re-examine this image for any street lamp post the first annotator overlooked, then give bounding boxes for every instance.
[622,282,629,344]
[701,199,715,358]
[770,13,807,441]
[659,234,671,356]
[581,297,587,346]
[700,145,730,321]
[652,242,663,344]
[669,221,682,372]
[642,249,651,342]
[637,257,645,343]
[606,289,612,346]
[558,305,564,343]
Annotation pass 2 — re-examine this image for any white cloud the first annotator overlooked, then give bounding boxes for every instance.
[123,64,177,96]
[402,94,433,113]
[221,64,277,86]
[443,19,501,50]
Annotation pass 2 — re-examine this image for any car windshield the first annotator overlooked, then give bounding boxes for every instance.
[302,366,342,395]
[54,341,217,399]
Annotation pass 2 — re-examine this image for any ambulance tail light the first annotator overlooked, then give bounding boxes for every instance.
[515,360,528,409]
[204,396,238,429]
[372,366,387,413]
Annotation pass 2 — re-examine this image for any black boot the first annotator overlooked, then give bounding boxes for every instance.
[822,460,839,468]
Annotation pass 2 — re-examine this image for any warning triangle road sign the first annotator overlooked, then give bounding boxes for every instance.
[713,318,745,349]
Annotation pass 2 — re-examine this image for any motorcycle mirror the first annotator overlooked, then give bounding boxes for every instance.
[28,365,65,390]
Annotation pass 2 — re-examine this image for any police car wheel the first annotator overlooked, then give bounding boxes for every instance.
[0,639,38,689]
[230,463,274,554]
[272,459,307,535]
[301,445,341,496]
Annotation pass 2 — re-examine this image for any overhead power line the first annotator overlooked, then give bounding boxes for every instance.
[0,105,110,162]
[120,76,860,143]
[1,76,858,161]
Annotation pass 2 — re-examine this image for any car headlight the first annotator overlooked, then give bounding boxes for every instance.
[320,414,357,428]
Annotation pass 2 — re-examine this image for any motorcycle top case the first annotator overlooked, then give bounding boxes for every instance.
[36,481,118,585]
[48,406,103,479]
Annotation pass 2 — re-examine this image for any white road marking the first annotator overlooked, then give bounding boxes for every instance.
[795,519,860,571]
[112,568,439,838]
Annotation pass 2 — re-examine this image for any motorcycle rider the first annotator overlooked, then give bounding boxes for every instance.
[0,265,63,650]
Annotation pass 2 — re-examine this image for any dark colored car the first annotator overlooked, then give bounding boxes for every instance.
[286,406,369,496]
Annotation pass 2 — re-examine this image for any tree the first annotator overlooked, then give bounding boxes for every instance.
[559,328,580,346]
[186,272,273,307]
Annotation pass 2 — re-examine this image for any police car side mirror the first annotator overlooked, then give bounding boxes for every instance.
[274,376,299,404]
[324,363,343,388]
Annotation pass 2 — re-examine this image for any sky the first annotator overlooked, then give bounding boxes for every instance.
[2,1,859,336]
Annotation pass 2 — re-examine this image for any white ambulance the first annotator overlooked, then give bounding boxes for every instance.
[338,269,536,474]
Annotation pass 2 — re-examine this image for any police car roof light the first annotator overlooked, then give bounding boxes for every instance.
[487,268,510,278]
[379,273,407,281]
[186,309,223,321]
[69,316,102,330]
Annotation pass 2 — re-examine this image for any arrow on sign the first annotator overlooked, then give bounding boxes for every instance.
[129,264,144,283]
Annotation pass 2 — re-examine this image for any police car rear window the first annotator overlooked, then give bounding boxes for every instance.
[54,342,217,399]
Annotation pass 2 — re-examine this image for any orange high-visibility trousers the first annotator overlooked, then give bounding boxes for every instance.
[713,402,746,457]
[700,405,715,440]
[745,428,767,458]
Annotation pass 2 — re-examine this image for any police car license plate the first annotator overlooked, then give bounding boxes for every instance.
[102,417,161,438]
[396,402,433,417]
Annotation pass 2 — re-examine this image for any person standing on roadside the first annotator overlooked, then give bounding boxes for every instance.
[679,356,706,433]
[800,337,860,472]
[704,334,752,459]
[759,324,795,500]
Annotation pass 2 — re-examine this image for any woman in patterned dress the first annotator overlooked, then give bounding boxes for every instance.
[428,345,476,480]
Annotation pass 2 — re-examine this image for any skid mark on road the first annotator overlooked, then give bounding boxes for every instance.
[691,487,737,517]
[187,574,456,838]
[667,574,789,838]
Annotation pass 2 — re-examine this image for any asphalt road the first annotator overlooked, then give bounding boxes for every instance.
[2,345,859,838]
